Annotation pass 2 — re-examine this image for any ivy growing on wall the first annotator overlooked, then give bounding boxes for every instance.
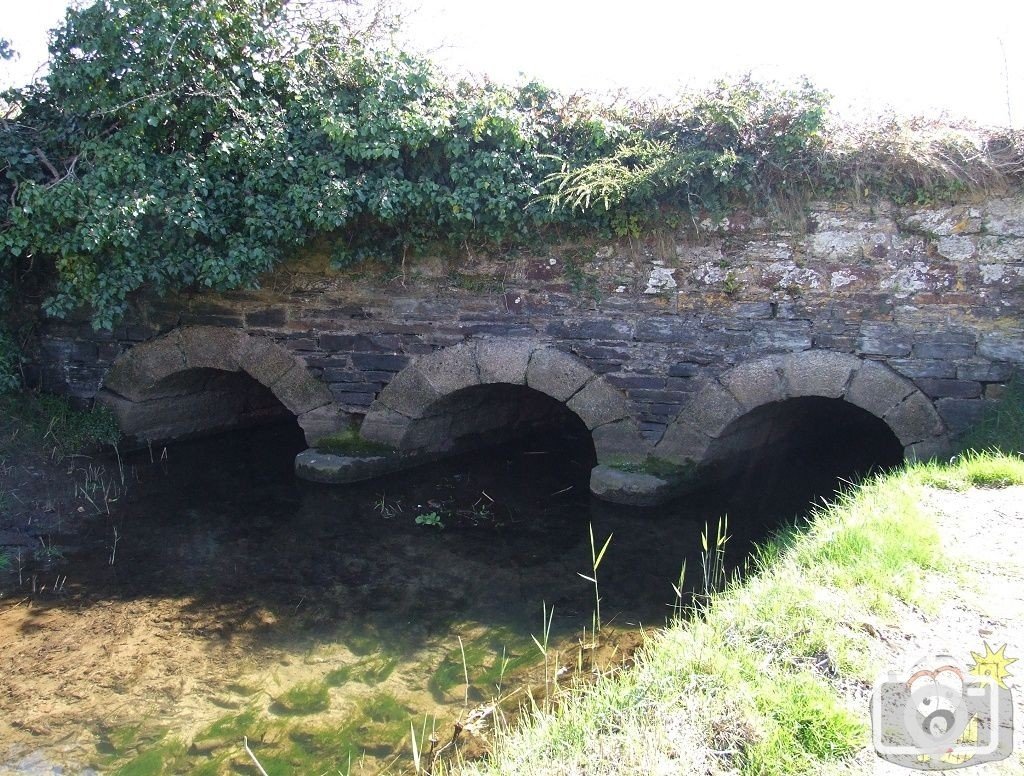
[1,0,1019,330]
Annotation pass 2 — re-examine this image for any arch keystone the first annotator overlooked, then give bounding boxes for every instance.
[781,351,860,399]
[720,357,785,410]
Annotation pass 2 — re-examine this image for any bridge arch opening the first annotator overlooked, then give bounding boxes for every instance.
[706,395,905,490]
[358,340,641,465]
[97,326,333,446]
[384,381,597,464]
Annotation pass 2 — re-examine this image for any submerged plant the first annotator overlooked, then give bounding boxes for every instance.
[415,511,444,529]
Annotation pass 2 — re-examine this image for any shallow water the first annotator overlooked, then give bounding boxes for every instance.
[0,419,892,775]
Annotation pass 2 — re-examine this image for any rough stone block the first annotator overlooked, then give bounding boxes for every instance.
[297,404,354,446]
[351,353,410,372]
[956,361,1015,382]
[358,407,413,448]
[245,308,287,328]
[417,343,480,396]
[527,348,594,402]
[883,392,945,445]
[984,197,1024,236]
[978,331,1024,364]
[782,350,860,399]
[589,466,675,506]
[720,357,786,409]
[591,418,650,462]
[904,437,952,462]
[680,380,744,438]
[270,364,333,414]
[935,398,990,435]
[634,316,699,344]
[937,235,976,260]
[654,419,711,465]
[752,321,812,352]
[857,323,912,357]
[914,378,982,399]
[102,329,186,401]
[668,362,700,378]
[889,359,957,380]
[374,366,441,419]
[476,338,537,385]
[238,336,297,388]
[845,360,915,418]
[546,318,633,340]
[179,326,245,372]
[911,342,976,360]
[566,379,630,430]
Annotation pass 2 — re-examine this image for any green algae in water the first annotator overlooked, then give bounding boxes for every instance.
[198,707,262,741]
[274,680,331,715]
[429,633,539,701]
[326,654,400,687]
[111,739,187,776]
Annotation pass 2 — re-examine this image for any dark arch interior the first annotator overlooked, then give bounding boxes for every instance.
[701,395,905,517]
[418,383,597,463]
[113,367,297,446]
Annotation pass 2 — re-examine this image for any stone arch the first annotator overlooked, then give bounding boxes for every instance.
[654,351,949,467]
[98,326,335,444]
[359,339,646,462]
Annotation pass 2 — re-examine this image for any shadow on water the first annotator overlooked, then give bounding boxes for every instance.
[1,399,905,773]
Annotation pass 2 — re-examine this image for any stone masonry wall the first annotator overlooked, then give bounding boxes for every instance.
[28,194,1024,447]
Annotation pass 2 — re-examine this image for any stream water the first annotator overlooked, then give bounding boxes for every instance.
[0,415,897,775]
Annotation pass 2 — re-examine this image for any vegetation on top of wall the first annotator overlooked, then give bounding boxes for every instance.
[1,0,1022,330]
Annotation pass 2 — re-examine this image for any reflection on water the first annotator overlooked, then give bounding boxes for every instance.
[1,418,894,774]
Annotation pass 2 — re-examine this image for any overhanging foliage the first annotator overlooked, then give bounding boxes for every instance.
[1,0,1021,329]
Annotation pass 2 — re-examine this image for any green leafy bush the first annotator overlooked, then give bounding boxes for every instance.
[0,328,20,393]
[1,1,1020,331]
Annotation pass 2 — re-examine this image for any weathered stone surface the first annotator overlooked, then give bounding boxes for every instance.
[752,321,812,352]
[956,361,1015,382]
[97,388,245,443]
[634,316,698,343]
[178,326,246,371]
[782,351,859,399]
[566,379,630,430]
[526,348,594,402]
[904,437,952,462]
[591,418,650,462]
[238,336,297,387]
[888,358,956,380]
[935,398,990,435]
[297,404,354,446]
[654,418,711,465]
[845,360,916,418]
[294,449,413,485]
[719,357,785,410]
[270,364,332,414]
[883,392,945,445]
[416,342,480,396]
[102,329,186,401]
[358,407,413,448]
[678,380,743,438]
[589,466,675,507]
[937,235,976,260]
[978,331,1024,364]
[914,378,982,400]
[374,366,441,419]
[857,323,911,357]
[984,197,1024,236]
[476,338,538,385]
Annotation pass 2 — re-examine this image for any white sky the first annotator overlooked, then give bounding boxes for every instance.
[2,0,1023,126]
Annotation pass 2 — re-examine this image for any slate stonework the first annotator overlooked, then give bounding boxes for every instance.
[27,195,1024,455]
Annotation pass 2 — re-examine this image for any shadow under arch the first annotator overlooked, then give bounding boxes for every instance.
[97,325,333,445]
[359,339,645,463]
[655,351,949,471]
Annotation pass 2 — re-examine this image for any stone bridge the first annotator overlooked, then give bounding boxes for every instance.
[28,196,1024,502]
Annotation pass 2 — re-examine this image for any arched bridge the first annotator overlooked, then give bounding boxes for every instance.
[30,196,1024,503]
